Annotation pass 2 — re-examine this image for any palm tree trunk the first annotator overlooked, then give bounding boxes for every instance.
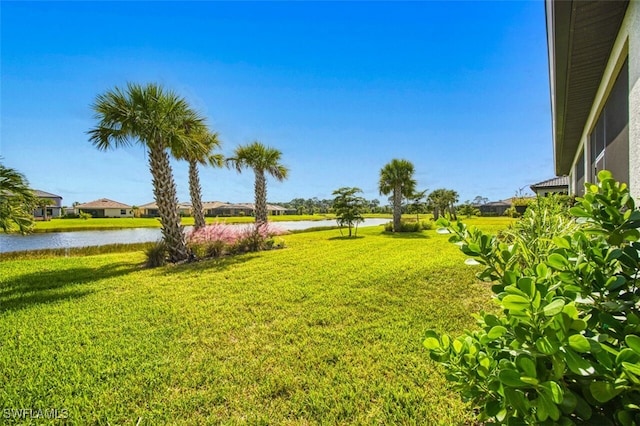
[254,170,268,226]
[188,159,206,230]
[393,185,402,232]
[148,145,187,262]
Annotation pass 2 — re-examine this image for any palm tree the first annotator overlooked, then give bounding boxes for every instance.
[378,159,417,232]
[87,83,207,262]
[428,188,459,220]
[0,162,36,234]
[226,141,289,226]
[172,130,223,230]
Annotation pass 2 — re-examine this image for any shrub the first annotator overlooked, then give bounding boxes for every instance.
[425,171,640,425]
[78,212,92,220]
[504,206,519,218]
[144,241,167,268]
[384,220,425,233]
[187,222,286,259]
[420,220,433,231]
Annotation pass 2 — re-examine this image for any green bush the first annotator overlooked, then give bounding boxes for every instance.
[144,241,167,268]
[384,220,426,232]
[426,171,640,425]
[78,212,92,220]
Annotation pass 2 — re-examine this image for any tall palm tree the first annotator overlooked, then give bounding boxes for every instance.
[0,162,36,234]
[172,130,223,230]
[226,141,289,226]
[379,159,417,232]
[88,83,207,262]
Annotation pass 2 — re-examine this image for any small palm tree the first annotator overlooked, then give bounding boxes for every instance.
[379,159,417,232]
[88,83,206,262]
[0,162,36,234]
[226,141,289,226]
[172,130,223,230]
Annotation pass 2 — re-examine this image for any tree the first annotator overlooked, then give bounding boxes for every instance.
[332,187,366,237]
[428,188,459,220]
[407,189,428,221]
[378,159,417,232]
[172,130,223,230]
[472,195,489,206]
[0,162,36,234]
[88,82,206,262]
[226,141,289,226]
[35,197,54,221]
[458,201,481,218]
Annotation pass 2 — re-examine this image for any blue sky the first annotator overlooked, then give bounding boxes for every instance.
[1,1,552,206]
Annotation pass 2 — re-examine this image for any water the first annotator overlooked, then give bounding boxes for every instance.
[0,219,389,253]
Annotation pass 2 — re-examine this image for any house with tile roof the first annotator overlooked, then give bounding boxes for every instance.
[529,176,569,197]
[138,201,192,217]
[33,190,63,219]
[75,198,133,218]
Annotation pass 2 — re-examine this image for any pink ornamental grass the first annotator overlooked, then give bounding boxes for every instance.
[187,222,286,246]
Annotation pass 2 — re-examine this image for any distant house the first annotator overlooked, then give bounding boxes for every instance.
[529,176,569,197]
[138,201,192,217]
[33,190,63,219]
[478,199,512,217]
[75,198,133,218]
[201,201,289,217]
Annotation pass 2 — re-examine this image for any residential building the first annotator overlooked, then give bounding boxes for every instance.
[201,201,288,217]
[138,201,192,217]
[33,190,62,219]
[529,176,569,197]
[546,0,638,196]
[75,198,134,218]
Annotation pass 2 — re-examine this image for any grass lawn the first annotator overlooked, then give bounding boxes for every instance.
[0,221,508,424]
[31,214,357,233]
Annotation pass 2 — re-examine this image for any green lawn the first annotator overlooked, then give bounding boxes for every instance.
[0,222,507,424]
[32,214,354,233]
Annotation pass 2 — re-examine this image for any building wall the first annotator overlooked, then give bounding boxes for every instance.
[570,1,639,197]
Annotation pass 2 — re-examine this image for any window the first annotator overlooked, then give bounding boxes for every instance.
[589,58,629,184]
[575,149,585,196]
[121,209,126,215]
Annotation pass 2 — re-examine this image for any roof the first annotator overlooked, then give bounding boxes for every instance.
[530,176,569,191]
[200,201,287,211]
[482,200,512,207]
[546,0,629,175]
[33,190,62,199]
[76,198,131,209]
[139,201,191,209]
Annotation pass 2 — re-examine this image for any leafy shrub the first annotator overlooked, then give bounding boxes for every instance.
[504,206,520,218]
[144,241,167,268]
[425,171,640,425]
[420,220,433,230]
[384,220,423,232]
[458,203,481,218]
[78,212,92,220]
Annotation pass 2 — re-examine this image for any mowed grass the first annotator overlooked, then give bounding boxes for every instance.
[32,214,352,233]
[0,223,503,424]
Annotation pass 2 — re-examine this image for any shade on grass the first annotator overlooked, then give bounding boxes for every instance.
[0,223,504,424]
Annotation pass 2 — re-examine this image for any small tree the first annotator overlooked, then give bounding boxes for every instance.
[332,187,366,237]
[458,201,480,218]
[407,189,428,221]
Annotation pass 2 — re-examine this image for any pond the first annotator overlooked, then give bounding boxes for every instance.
[0,219,390,253]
